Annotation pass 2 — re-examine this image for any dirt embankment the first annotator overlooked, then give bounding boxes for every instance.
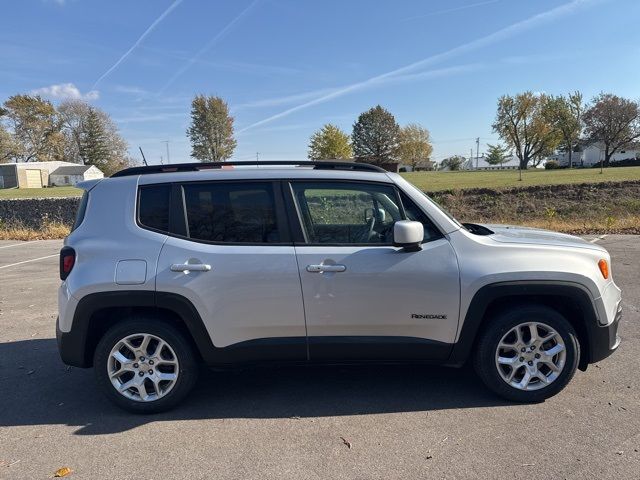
[428,180,640,234]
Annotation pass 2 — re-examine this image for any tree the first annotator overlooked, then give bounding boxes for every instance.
[58,100,132,175]
[484,143,511,166]
[0,123,21,163]
[80,108,110,170]
[0,94,64,162]
[351,105,400,164]
[308,124,352,160]
[441,155,465,171]
[187,95,237,162]
[492,92,560,169]
[397,123,433,169]
[547,91,583,168]
[583,93,640,167]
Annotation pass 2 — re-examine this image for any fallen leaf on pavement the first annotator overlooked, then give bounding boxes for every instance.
[54,467,72,477]
[340,437,352,449]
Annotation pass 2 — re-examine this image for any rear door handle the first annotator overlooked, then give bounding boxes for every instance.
[306,264,346,273]
[170,263,212,272]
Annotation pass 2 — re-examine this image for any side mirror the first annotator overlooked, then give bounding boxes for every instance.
[393,220,424,251]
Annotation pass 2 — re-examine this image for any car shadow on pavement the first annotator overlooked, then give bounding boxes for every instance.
[0,338,511,435]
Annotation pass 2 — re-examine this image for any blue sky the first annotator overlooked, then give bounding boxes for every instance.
[2,0,639,165]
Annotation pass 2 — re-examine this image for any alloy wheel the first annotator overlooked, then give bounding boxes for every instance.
[494,321,566,391]
[107,333,179,402]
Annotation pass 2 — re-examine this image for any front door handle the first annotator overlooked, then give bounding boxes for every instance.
[306,264,346,273]
[170,263,212,272]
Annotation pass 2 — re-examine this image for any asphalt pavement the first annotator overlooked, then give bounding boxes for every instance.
[0,236,638,479]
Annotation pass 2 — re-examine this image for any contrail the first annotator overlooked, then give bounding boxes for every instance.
[238,0,600,134]
[159,0,260,93]
[401,0,501,22]
[92,0,184,89]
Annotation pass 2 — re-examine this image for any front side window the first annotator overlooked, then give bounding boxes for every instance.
[183,182,280,243]
[291,182,402,244]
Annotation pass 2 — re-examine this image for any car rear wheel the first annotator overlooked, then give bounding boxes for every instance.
[94,318,199,413]
[474,304,580,402]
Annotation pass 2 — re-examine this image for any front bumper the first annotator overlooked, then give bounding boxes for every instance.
[588,303,622,363]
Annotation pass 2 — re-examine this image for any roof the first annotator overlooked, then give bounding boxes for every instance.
[50,165,94,176]
[7,161,77,173]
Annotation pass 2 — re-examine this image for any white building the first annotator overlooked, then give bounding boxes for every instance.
[554,143,640,167]
[465,155,522,170]
[49,165,104,186]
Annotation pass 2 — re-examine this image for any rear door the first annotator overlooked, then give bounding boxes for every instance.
[154,180,307,363]
[287,180,460,361]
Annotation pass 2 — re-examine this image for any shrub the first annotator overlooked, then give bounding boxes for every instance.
[545,160,560,170]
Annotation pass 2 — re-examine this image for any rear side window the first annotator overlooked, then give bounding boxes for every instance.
[138,184,171,233]
[182,182,281,243]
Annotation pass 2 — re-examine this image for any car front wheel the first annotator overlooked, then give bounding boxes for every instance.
[474,304,580,402]
[94,318,199,413]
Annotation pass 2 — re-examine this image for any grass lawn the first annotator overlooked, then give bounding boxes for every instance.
[0,186,82,199]
[401,166,640,192]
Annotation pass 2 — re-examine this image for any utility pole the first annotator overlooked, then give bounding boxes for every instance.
[162,140,170,164]
[470,148,474,170]
[476,137,480,170]
[256,152,260,166]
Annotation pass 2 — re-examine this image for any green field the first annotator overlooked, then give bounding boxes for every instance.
[0,186,82,199]
[1,167,639,199]
[401,166,640,192]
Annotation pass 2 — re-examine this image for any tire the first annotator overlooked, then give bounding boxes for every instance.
[94,317,199,413]
[474,304,580,403]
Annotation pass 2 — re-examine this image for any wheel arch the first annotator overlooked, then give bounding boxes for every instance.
[448,281,598,370]
[60,291,213,368]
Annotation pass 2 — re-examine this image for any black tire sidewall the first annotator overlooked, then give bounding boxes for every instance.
[475,305,580,403]
[94,318,199,414]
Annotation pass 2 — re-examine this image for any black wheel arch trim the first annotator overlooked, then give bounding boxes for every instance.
[447,281,618,369]
[57,290,307,368]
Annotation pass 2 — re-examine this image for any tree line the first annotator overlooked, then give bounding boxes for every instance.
[186,97,434,169]
[0,94,133,176]
[493,91,640,169]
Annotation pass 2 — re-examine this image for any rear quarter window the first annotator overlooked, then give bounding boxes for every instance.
[72,191,89,231]
[138,184,171,233]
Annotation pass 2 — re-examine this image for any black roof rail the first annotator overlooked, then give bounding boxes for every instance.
[111,160,386,177]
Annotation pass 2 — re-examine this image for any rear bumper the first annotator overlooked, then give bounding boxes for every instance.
[588,303,622,364]
[56,316,90,368]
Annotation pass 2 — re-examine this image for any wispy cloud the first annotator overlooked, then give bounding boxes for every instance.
[401,0,501,22]
[31,82,99,100]
[238,0,600,134]
[159,0,261,93]
[92,0,184,88]
[113,85,150,95]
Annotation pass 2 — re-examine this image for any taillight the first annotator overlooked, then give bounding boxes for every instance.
[60,247,76,280]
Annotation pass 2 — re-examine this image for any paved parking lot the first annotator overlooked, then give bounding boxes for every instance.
[0,236,638,479]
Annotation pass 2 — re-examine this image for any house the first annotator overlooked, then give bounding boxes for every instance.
[0,161,104,189]
[50,165,104,186]
[554,142,640,167]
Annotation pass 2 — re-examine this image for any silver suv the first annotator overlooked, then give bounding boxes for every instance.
[56,161,622,413]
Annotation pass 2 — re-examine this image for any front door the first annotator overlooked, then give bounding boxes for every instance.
[155,180,307,363]
[288,180,460,361]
